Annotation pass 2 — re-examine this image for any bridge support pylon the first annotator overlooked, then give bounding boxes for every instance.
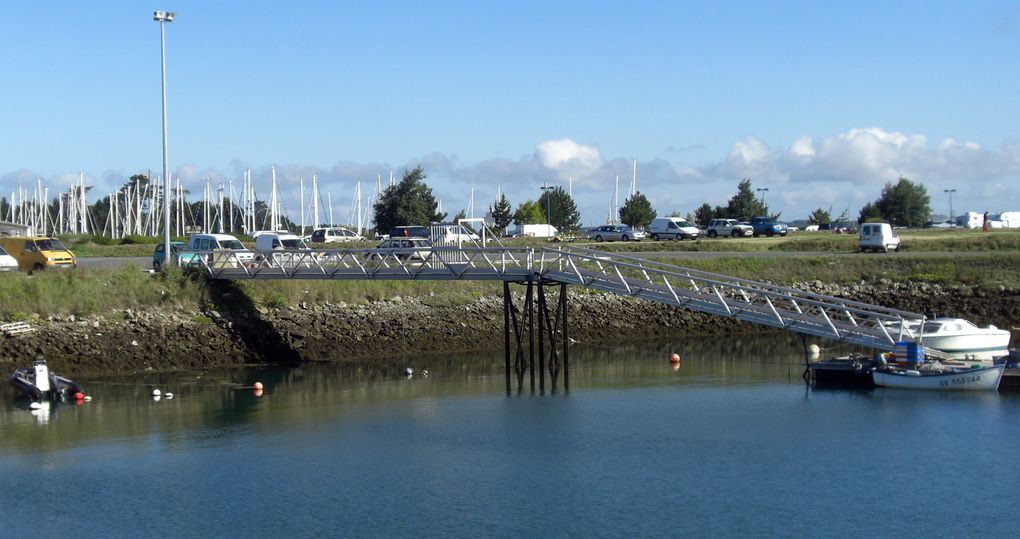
[503,277,569,395]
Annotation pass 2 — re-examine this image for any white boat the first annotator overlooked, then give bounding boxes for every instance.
[872,364,1005,391]
[891,318,1012,361]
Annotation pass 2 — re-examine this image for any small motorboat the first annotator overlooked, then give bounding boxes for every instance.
[872,362,1005,391]
[884,317,1012,361]
[10,360,83,400]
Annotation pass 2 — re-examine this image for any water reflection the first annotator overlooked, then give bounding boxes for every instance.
[0,332,868,454]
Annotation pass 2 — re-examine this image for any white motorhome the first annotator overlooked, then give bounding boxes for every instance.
[513,224,558,238]
[858,223,900,252]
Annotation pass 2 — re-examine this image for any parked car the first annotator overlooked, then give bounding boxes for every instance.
[859,222,900,252]
[749,216,789,237]
[647,217,699,240]
[0,236,76,273]
[0,244,18,273]
[254,232,309,251]
[388,225,431,239]
[310,227,365,243]
[152,240,187,271]
[185,233,254,267]
[369,237,432,261]
[706,219,754,238]
[587,225,646,242]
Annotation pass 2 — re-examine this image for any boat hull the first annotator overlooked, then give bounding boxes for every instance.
[872,365,1005,391]
[920,333,1011,360]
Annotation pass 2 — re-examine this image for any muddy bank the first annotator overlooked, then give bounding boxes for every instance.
[1,282,1017,376]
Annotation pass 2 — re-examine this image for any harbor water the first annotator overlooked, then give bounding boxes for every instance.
[2,333,1018,538]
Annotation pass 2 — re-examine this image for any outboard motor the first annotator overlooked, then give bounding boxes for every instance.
[33,361,52,396]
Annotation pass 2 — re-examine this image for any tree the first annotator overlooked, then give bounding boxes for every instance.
[694,203,716,227]
[725,179,770,221]
[873,176,930,227]
[489,193,513,234]
[512,200,544,225]
[618,191,657,228]
[453,209,467,222]
[372,166,445,233]
[857,202,882,224]
[808,207,831,225]
[537,186,581,230]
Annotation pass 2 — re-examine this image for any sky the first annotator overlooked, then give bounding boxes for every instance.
[2,0,1019,228]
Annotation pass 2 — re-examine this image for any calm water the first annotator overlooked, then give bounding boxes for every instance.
[2,334,1018,538]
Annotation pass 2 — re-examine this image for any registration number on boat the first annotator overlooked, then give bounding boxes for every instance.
[939,375,981,387]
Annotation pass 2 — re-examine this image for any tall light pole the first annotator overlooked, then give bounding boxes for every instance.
[154,10,175,268]
[944,188,956,226]
[541,183,554,232]
[756,187,769,211]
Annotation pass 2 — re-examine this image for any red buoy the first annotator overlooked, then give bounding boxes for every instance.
[74,392,85,400]
[669,353,681,363]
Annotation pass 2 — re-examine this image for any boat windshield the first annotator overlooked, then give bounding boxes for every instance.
[35,239,68,251]
[218,240,245,250]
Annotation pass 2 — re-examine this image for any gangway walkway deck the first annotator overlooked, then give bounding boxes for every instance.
[187,244,932,354]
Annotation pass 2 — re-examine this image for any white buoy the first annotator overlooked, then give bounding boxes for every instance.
[84,396,92,401]
[29,401,42,410]
[165,392,174,399]
[809,344,821,355]
[152,388,162,397]
[403,367,413,376]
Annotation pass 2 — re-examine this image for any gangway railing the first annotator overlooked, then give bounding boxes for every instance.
[537,247,927,352]
[180,246,535,282]
[185,244,937,353]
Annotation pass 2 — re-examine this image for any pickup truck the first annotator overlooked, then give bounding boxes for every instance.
[749,216,788,237]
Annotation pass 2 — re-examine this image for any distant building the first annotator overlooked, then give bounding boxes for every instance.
[0,221,33,237]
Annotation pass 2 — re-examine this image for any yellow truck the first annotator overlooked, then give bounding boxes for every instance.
[0,236,77,273]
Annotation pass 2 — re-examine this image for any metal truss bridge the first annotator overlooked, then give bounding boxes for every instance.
[190,244,927,356]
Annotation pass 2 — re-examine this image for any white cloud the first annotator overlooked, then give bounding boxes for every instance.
[535,138,603,179]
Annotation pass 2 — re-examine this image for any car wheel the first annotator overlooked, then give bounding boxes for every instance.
[860,246,867,252]
[708,230,717,238]
[622,235,630,241]
[153,261,162,272]
[651,234,659,241]
[731,230,740,238]
[765,230,774,237]
[894,245,900,252]
[32,263,44,274]
[595,235,603,242]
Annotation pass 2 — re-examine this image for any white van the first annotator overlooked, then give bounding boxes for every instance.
[186,233,254,266]
[859,223,900,252]
[254,232,309,251]
[647,217,700,241]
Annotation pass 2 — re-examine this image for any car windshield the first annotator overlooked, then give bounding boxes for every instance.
[35,239,68,251]
[219,240,245,250]
[281,239,307,248]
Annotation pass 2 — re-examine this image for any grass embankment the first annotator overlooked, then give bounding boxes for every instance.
[3,251,1019,319]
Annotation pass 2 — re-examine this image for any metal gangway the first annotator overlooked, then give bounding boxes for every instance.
[186,244,930,354]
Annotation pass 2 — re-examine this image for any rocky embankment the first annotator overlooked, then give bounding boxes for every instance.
[1,281,1017,375]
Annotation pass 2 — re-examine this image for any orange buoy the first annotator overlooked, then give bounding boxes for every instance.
[253,381,264,390]
[669,353,681,363]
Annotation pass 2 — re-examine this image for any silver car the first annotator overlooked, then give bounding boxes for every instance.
[588,225,646,242]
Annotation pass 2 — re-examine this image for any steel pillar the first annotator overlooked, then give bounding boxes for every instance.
[502,278,570,395]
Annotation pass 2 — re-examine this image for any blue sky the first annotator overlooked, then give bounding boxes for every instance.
[2,1,1019,226]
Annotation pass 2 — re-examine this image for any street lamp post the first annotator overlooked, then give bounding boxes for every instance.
[154,10,175,268]
[540,183,553,235]
[944,189,956,226]
[756,187,769,211]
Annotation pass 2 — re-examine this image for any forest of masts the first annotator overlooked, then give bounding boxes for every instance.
[2,169,400,238]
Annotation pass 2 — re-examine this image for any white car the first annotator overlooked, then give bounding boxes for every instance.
[706,219,754,238]
[0,244,18,273]
[310,227,365,243]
